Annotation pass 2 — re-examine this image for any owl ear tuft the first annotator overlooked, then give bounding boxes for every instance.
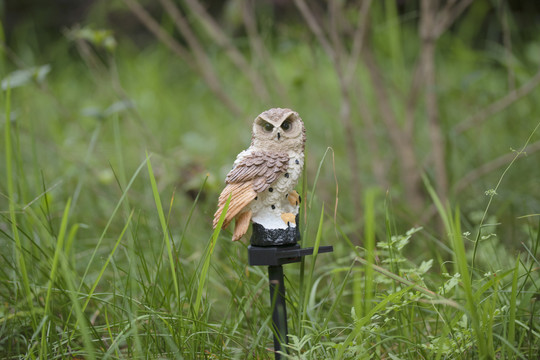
[285,112,296,120]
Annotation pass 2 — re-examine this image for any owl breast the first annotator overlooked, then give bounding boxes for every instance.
[249,152,304,229]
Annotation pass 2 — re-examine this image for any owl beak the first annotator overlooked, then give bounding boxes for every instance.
[277,132,281,140]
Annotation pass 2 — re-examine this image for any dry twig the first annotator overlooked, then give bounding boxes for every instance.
[419,0,448,207]
[453,140,540,193]
[294,0,363,218]
[242,0,287,102]
[362,46,425,211]
[182,0,271,102]
[455,68,540,133]
[412,0,474,208]
[123,0,242,117]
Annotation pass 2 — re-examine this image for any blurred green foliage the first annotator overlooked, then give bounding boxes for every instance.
[1,0,540,358]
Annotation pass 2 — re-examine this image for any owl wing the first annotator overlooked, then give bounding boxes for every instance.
[213,151,289,229]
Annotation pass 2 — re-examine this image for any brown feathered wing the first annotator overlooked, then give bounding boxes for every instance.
[213,151,289,240]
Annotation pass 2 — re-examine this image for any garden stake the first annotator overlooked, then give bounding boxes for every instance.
[268,264,288,357]
[212,108,333,358]
[248,244,333,359]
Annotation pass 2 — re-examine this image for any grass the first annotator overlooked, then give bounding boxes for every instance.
[2,8,540,359]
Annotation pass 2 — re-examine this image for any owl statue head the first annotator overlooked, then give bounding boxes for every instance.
[251,108,306,152]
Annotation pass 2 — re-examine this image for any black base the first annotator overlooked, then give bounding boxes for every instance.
[250,215,301,247]
[248,244,334,266]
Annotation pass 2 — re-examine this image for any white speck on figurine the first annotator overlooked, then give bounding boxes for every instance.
[213,108,305,246]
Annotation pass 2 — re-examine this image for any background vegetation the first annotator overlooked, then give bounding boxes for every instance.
[1,0,539,358]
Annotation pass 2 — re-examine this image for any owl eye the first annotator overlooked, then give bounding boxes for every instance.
[262,122,274,132]
[281,120,293,131]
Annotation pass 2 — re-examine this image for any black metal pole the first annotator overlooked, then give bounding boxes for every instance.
[248,244,333,358]
[268,265,288,359]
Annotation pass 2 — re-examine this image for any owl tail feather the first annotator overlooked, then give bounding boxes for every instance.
[232,210,252,241]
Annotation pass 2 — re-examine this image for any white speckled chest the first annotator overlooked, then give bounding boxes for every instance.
[250,151,304,229]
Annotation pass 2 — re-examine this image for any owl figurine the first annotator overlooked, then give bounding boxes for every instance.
[213,108,305,246]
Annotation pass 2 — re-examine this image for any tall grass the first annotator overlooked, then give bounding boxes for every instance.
[2,84,540,358]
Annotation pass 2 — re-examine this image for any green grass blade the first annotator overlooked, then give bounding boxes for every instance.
[307,147,333,211]
[321,263,355,331]
[300,203,324,336]
[78,156,148,290]
[146,151,180,304]
[363,188,377,315]
[40,197,72,357]
[507,255,520,357]
[63,223,79,259]
[82,209,134,312]
[64,155,148,339]
[59,245,96,359]
[194,194,230,315]
[4,83,36,328]
[451,207,487,356]
[493,333,527,360]
[178,175,208,252]
[426,177,489,355]
[113,114,143,356]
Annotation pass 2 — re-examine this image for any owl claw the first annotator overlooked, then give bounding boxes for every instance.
[287,190,300,206]
[281,213,296,225]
